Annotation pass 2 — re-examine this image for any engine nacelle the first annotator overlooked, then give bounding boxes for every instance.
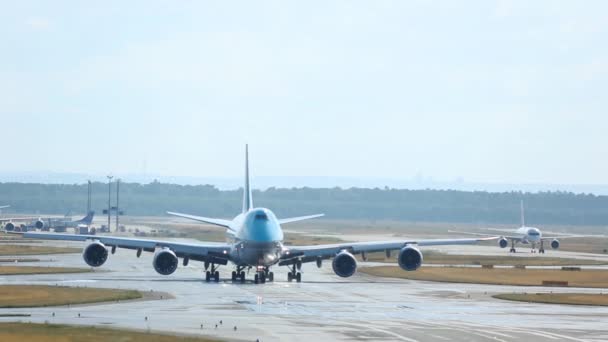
[153,249,178,275]
[499,238,508,248]
[397,246,423,271]
[551,239,560,249]
[82,242,108,267]
[332,251,357,277]
[4,222,15,231]
[35,219,45,229]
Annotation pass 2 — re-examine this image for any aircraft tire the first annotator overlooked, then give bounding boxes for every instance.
[296,272,301,283]
[205,271,211,282]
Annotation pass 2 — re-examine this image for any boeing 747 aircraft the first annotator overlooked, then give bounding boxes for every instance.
[14,146,495,284]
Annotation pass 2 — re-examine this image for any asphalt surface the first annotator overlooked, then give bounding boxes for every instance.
[1,239,608,341]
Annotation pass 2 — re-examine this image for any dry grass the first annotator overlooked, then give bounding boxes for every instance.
[359,266,608,288]
[0,245,80,256]
[361,251,606,266]
[0,322,219,342]
[0,266,90,276]
[0,285,141,308]
[493,293,608,306]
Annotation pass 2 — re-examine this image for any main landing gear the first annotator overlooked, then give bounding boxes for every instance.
[253,267,274,284]
[231,267,246,284]
[205,263,220,282]
[230,266,274,284]
[509,240,517,253]
[287,262,302,283]
[539,240,545,254]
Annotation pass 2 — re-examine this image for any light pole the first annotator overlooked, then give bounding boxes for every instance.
[107,175,113,232]
[115,179,120,232]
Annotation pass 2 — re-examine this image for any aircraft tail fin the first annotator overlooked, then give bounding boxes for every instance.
[77,211,95,224]
[242,144,253,213]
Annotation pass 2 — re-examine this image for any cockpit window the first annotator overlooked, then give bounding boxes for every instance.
[528,230,539,236]
[255,212,268,220]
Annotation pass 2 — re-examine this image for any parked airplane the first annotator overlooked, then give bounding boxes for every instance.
[14,145,495,284]
[0,205,9,210]
[450,201,585,253]
[39,211,95,232]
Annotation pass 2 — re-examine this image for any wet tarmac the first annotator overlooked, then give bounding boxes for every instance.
[1,239,608,341]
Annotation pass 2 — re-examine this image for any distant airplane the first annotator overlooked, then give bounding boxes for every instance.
[39,211,95,232]
[1,210,94,232]
[451,201,587,253]
[0,205,9,210]
[14,145,494,284]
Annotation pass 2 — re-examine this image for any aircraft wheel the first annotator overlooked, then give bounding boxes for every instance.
[254,273,259,284]
[231,271,237,282]
[296,272,302,283]
[205,271,211,282]
[287,272,293,282]
[240,271,246,282]
[214,271,220,282]
[268,272,274,282]
[259,272,266,284]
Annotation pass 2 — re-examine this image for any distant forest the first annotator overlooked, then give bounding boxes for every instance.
[1,181,608,226]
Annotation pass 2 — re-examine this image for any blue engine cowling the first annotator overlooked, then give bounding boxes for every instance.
[499,238,508,248]
[397,246,423,271]
[551,239,560,249]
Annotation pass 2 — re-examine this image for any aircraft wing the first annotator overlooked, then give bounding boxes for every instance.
[448,230,522,241]
[166,211,235,232]
[278,214,325,224]
[281,236,497,263]
[19,232,232,263]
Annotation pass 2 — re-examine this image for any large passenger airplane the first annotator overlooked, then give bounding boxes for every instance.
[451,201,585,253]
[0,205,9,210]
[15,146,495,284]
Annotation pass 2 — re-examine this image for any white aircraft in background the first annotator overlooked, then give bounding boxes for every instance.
[0,205,9,210]
[12,145,495,284]
[452,201,587,254]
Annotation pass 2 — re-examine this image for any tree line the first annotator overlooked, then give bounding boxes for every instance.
[1,181,608,226]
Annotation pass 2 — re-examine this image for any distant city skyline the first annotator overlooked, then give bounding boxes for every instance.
[2,2,607,185]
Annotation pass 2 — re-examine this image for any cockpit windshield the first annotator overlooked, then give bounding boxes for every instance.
[528,230,540,236]
[255,212,268,220]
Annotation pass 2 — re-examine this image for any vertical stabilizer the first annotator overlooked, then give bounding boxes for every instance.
[242,144,253,213]
[520,200,525,227]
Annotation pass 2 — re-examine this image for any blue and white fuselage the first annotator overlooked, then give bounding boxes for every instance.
[228,208,285,267]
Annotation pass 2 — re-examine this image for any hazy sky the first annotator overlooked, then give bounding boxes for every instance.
[1,1,607,184]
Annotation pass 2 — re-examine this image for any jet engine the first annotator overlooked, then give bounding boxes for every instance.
[551,239,560,249]
[82,242,108,267]
[35,219,45,229]
[499,238,508,248]
[153,248,178,275]
[397,246,423,271]
[4,222,15,231]
[332,251,357,277]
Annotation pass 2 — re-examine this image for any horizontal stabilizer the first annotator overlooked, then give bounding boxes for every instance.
[166,211,235,231]
[278,214,324,225]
